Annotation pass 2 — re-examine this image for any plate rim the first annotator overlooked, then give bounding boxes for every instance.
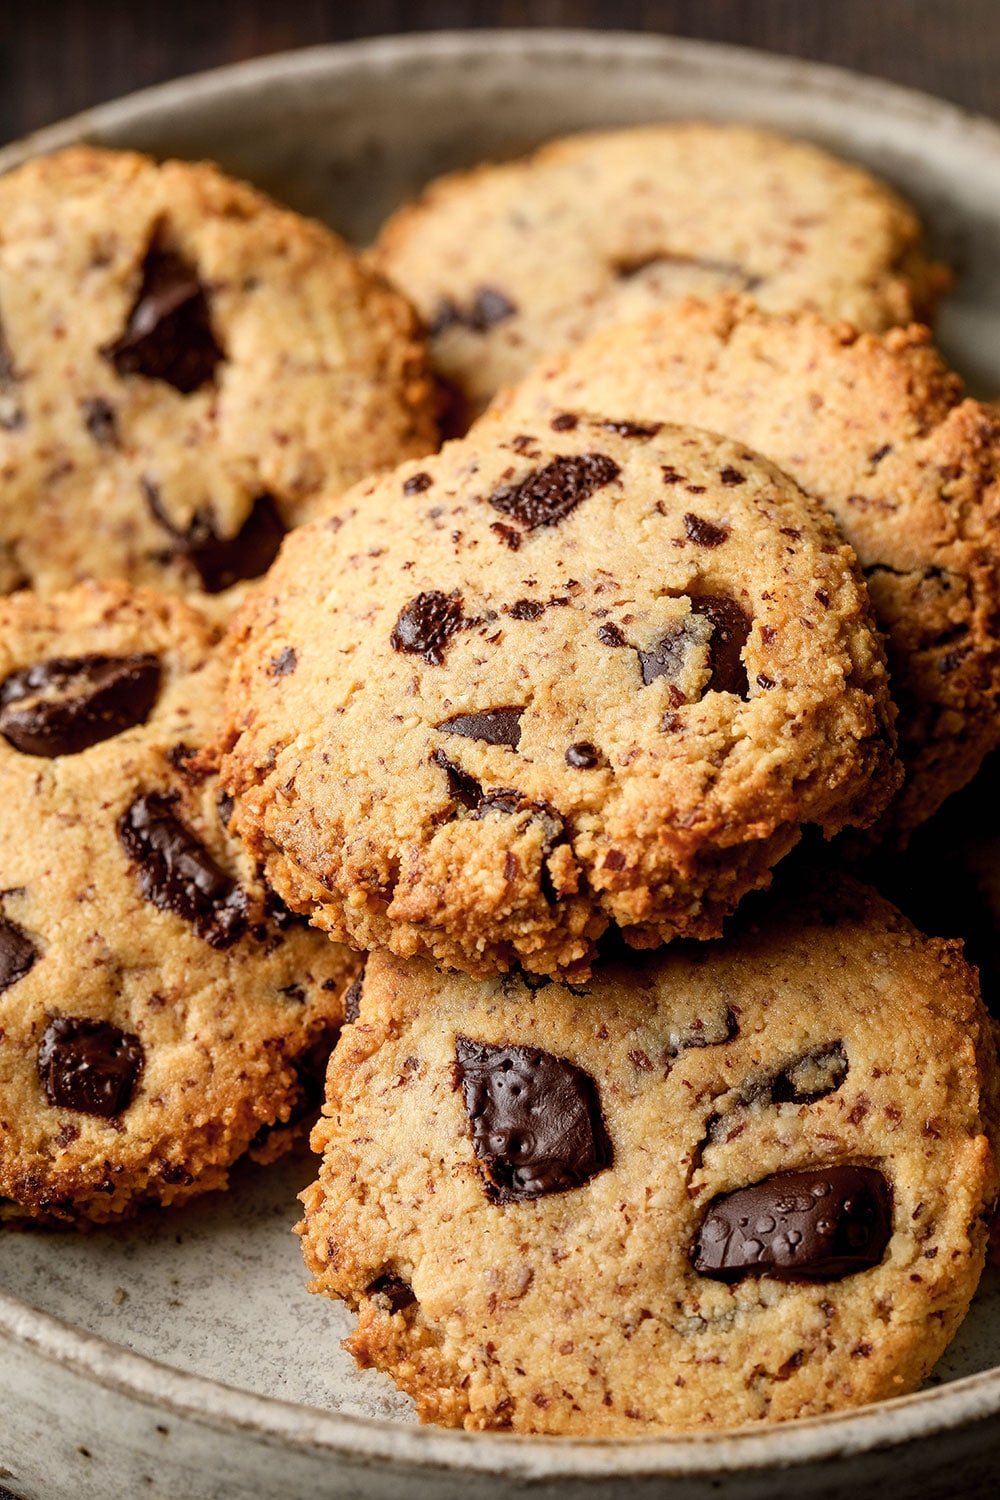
[2,25,1000,1481]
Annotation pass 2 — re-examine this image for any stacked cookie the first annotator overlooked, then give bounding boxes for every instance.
[1,126,998,1435]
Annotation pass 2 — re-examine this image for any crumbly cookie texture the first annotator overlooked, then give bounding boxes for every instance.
[0,582,358,1227]
[299,880,999,1434]
[0,145,437,598]
[220,420,899,978]
[484,296,1000,834]
[371,122,948,417]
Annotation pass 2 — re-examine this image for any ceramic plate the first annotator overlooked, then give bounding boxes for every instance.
[2,30,1000,1500]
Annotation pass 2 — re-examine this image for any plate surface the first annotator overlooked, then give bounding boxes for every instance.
[2,29,1000,1500]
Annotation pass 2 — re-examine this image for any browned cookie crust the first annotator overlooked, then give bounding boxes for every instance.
[299,880,999,1433]
[372,122,947,417]
[220,420,898,978]
[485,297,1000,834]
[0,146,437,598]
[0,582,358,1227]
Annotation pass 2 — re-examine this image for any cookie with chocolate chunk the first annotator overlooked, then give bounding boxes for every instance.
[220,420,898,978]
[486,296,1000,835]
[372,123,947,417]
[0,582,357,1227]
[0,145,436,598]
[298,881,999,1433]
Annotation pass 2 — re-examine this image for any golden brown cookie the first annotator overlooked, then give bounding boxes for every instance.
[0,582,358,1227]
[220,418,898,978]
[0,146,437,597]
[372,123,947,417]
[484,297,1000,834]
[299,880,999,1433]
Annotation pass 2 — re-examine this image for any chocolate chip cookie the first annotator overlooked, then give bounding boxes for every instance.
[298,880,999,1433]
[0,145,437,597]
[220,419,899,977]
[372,123,948,417]
[0,582,358,1226]
[485,296,1000,834]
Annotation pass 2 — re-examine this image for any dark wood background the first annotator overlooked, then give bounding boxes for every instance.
[2,0,1000,146]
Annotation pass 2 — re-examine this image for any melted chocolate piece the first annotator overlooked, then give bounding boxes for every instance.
[489,454,620,531]
[597,623,627,648]
[144,481,285,594]
[429,285,517,335]
[507,599,545,621]
[684,512,729,548]
[438,707,523,749]
[690,595,751,697]
[431,749,488,811]
[550,413,579,432]
[103,243,223,393]
[692,1165,892,1282]
[455,1036,612,1202]
[38,1016,144,1117]
[0,654,161,757]
[82,397,118,447]
[600,419,661,439]
[343,967,365,1024]
[0,916,37,992]
[391,590,466,665]
[565,741,600,769]
[366,1274,417,1313]
[118,792,248,948]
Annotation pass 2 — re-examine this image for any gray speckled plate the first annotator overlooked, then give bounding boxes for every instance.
[2,30,1000,1500]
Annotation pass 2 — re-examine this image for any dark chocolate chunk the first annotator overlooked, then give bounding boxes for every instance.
[0,307,25,431]
[455,1036,612,1202]
[684,512,729,548]
[143,481,286,594]
[117,792,248,949]
[403,471,433,495]
[550,413,579,432]
[102,242,223,393]
[438,706,523,749]
[391,590,465,665]
[0,653,161,757]
[38,1016,144,1117]
[343,967,365,1025]
[720,467,746,486]
[690,595,751,698]
[366,1274,417,1313]
[270,646,297,678]
[692,1165,892,1282]
[81,396,119,448]
[489,454,620,531]
[0,916,37,992]
[507,599,545,621]
[597,623,627,648]
[565,741,600,769]
[432,749,487,810]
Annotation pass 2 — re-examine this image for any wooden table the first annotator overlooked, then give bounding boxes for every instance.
[1,0,999,144]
